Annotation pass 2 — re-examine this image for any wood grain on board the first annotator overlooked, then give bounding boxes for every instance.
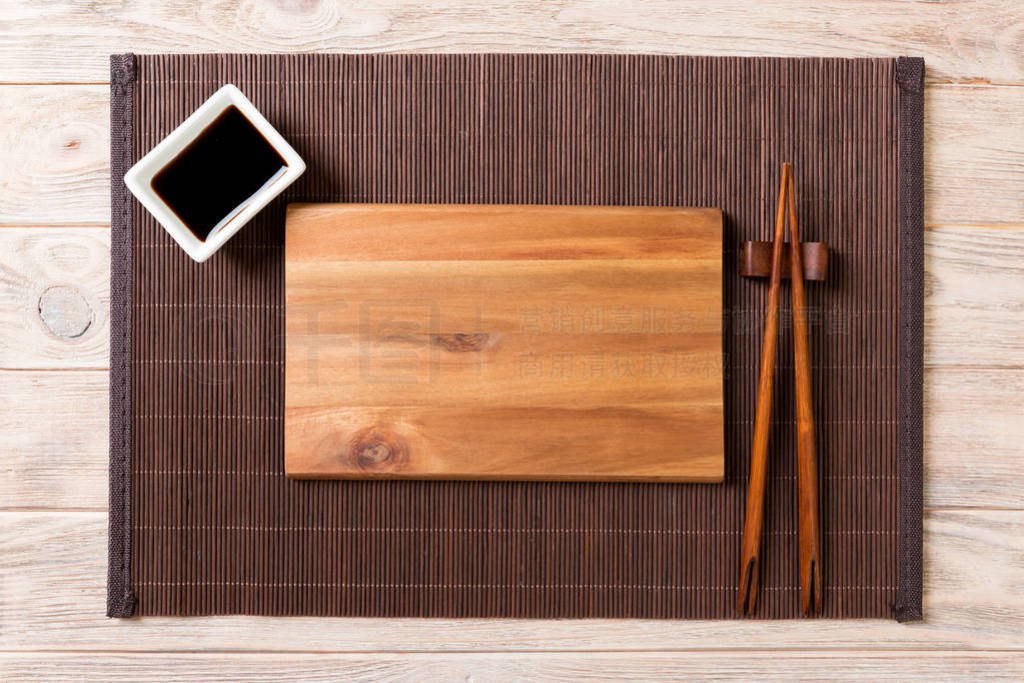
[2,652,1022,681]
[3,222,1024,379]
[926,224,1024,367]
[6,367,1023,510]
[0,227,110,370]
[0,86,109,225]
[2,1,1024,84]
[4,84,1023,226]
[285,204,723,481]
[0,371,108,510]
[2,510,1022,652]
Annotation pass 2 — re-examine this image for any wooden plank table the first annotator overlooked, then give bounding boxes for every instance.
[1,1,1023,678]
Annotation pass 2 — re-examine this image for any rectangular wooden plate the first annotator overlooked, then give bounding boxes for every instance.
[285,204,723,482]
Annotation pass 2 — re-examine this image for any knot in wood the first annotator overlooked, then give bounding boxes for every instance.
[431,333,493,352]
[38,285,94,339]
[349,427,408,471]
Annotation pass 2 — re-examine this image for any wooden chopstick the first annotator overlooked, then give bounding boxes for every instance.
[787,169,823,615]
[737,163,790,615]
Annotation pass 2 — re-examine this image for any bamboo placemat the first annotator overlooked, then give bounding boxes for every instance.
[107,54,924,620]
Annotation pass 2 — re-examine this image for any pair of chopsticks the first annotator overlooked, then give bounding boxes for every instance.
[737,163,822,616]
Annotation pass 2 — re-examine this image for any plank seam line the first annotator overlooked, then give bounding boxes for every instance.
[2,648,1023,656]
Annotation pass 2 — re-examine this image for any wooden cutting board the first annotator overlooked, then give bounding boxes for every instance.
[285,204,723,482]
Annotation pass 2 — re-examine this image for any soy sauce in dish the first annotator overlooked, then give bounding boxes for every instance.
[150,105,288,241]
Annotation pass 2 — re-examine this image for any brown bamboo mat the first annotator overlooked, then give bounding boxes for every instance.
[108,54,924,620]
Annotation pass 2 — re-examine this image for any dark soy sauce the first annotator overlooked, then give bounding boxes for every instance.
[151,105,288,241]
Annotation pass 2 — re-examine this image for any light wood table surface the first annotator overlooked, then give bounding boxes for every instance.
[1,1,1022,680]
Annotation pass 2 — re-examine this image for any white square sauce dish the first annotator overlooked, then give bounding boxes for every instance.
[123,84,305,262]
